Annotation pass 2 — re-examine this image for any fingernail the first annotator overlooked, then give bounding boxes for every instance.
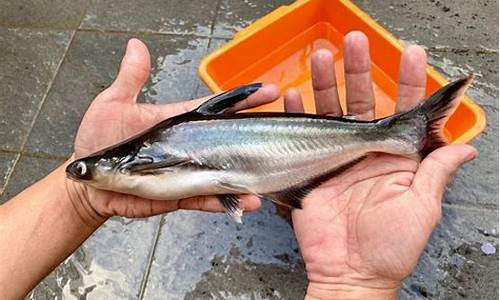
[260,84,280,98]
[126,39,134,51]
[313,48,333,60]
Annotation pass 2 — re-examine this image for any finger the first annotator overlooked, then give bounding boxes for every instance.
[284,88,305,113]
[412,144,478,202]
[102,194,180,218]
[344,31,376,120]
[311,49,342,116]
[109,38,151,101]
[396,45,427,112]
[178,195,262,212]
[231,84,280,112]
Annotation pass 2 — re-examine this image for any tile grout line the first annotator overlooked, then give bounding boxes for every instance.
[0,148,68,161]
[0,27,233,40]
[209,0,223,37]
[137,215,165,300]
[0,153,19,196]
[137,3,224,294]
[136,1,226,292]
[1,30,77,197]
[0,149,21,156]
[190,39,212,100]
[442,202,498,212]
[190,0,223,100]
[77,27,232,40]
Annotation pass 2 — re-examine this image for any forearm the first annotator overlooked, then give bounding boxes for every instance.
[0,161,105,299]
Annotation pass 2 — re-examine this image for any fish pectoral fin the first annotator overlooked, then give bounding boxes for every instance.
[263,156,367,209]
[195,83,262,115]
[218,194,243,223]
[129,156,191,173]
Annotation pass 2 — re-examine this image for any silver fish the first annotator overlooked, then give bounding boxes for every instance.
[67,77,472,222]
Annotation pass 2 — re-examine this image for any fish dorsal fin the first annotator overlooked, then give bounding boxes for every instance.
[195,83,262,115]
[263,156,367,209]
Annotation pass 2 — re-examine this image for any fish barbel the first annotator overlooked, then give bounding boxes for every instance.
[67,77,472,222]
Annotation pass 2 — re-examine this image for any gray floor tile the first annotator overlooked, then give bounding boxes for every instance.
[193,38,229,99]
[352,0,498,50]
[400,205,498,299]
[0,152,17,196]
[0,155,62,204]
[0,28,72,152]
[81,0,217,35]
[29,216,161,299]
[25,32,208,157]
[213,0,293,38]
[0,0,88,29]
[142,202,306,299]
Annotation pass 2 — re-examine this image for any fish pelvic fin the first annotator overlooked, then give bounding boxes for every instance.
[218,194,243,223]
[263,156,367,209]
[195,83,262,115]
[380,76,473,158]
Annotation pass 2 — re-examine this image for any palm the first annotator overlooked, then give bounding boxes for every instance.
[293,154,432,285]
[76,96,155,156]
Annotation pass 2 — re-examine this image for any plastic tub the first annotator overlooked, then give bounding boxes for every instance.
[199,0,485,143]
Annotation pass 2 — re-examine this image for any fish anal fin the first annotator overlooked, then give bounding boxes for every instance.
[195,83,262,115]
[218,194,243,223]
[263,156,367,209]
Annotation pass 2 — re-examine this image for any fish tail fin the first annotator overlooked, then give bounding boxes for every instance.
[417,76,472,157]
[382,76,473,158]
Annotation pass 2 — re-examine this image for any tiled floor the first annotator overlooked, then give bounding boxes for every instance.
[0,0,497,299]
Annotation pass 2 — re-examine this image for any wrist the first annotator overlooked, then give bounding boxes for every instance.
[305,281,399,300]
[61,156,107,228]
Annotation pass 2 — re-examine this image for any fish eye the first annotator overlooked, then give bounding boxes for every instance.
[76,161,87,175]
[69,161,87,178]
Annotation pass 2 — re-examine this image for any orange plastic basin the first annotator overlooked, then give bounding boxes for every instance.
[199,0,485,143]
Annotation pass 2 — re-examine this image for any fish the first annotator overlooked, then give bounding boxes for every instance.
[66,77,472,223]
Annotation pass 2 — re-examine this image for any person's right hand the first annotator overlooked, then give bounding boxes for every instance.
[283,31,478,299]
[67,39,279,224]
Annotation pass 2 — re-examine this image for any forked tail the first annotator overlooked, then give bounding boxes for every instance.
[384,76,473,157]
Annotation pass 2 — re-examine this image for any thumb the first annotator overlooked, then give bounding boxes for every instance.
[109,38,151,100]
[412,144,478,201]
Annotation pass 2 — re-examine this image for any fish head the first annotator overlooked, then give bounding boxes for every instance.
[66,153,129,188]
[65,140,184,195]
[66,142,146,186]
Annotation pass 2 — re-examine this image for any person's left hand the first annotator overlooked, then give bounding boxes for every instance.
[282,32,476,299]
[68,39,279,222]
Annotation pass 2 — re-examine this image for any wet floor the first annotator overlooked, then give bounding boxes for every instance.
[0,0,497,299]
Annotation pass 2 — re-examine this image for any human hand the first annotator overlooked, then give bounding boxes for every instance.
[284,32,478,299]
[68,39,279,223]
